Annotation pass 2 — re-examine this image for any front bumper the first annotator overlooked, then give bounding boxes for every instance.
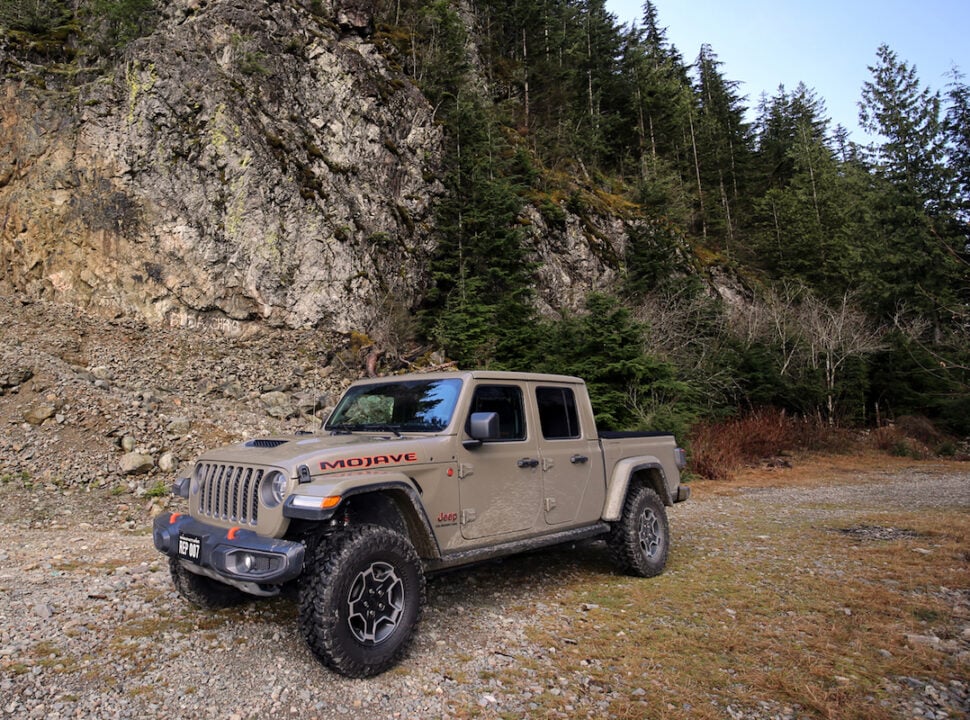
[153,512,305,587]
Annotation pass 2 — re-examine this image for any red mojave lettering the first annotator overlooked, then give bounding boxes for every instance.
[320,452,419,471]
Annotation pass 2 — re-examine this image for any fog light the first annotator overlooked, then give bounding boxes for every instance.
[225,549,280,576]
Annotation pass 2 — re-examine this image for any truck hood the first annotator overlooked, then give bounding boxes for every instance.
[195,432,450,477]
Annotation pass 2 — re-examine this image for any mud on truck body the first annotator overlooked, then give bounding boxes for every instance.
[153,370,689,677]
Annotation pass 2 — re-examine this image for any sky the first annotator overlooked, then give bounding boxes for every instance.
[604,0,969,142]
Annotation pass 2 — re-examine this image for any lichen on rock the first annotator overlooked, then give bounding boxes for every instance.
[0,0,445,334]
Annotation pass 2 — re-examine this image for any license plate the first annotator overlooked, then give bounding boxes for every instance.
[177,533,202,563]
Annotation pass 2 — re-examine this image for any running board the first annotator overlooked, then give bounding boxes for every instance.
[424,522,611,573]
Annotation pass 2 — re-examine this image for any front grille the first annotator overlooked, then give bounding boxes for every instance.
[196,463,262,525]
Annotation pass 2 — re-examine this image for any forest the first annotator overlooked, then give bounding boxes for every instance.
[376,0,970,448]
[2,0,968,459]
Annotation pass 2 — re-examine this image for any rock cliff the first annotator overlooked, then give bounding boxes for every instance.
[0,0,622,339]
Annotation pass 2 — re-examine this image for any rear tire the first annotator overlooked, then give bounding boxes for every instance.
[169,556,247,608]
[607,485,670,577]
[299,524,425,678]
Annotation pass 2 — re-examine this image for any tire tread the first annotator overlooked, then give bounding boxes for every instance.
[298,524,425,678]
[606,485,670,578]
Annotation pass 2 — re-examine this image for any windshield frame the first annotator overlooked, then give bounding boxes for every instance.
[324,377,464,434]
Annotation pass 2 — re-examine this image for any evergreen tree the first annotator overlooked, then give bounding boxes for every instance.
[0,0,70,33]
[944,69,970,217]
[618,0,693,203]
[421,93,537,368]
[87,0,158,54]
[753,83,830,192]
[749,84,865,298]
[857,45,965,326]
[528,293,694,432]
[392,0,471,109]
[0,0,158,62]
[860,45,949,211]
[622,216,694,300]
[692,44,752,252]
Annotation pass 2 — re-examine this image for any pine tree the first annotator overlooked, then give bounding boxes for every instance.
[857,45,964,329]
[944,69,970,217]
[421,93,537,367]
[860,44,949,211]
[692,44,753,253]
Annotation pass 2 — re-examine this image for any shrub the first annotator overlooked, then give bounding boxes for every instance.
[893,415,944,447]
[688,408,851,480]
[868,426,931,460]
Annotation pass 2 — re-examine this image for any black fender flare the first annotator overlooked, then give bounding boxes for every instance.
[284,476,441,559]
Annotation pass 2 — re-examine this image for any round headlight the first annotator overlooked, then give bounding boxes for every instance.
[260,470,288,508]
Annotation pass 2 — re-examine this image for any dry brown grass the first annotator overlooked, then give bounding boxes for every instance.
[450,456,970,719]
[690,451,965,496]
[686,408,968,482]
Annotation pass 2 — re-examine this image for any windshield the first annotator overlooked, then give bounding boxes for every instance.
[325,378,463,433]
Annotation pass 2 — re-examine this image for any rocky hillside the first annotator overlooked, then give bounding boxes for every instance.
[0,0,626,340]
[2,0,445,335]
[0,294,357,519]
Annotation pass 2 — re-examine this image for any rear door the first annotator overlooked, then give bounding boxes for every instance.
[534,384,598,525]
[457,383,542,540]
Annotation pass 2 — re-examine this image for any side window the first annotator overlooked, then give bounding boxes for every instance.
[536,387,580,439]
[467,385,526,440]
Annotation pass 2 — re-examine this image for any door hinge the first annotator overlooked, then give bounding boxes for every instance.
[458,463,473,479]
[544,497,557,512]
[461,509,477,524]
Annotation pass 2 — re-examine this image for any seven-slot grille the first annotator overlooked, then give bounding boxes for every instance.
[196,463,263,525]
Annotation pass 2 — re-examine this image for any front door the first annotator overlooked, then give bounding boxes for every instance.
[458,384,542,540]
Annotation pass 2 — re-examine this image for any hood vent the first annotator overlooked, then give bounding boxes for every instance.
[245,439,288,448]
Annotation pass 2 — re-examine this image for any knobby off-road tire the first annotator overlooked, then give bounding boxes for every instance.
[607,485,670,577]
[169,556,247,608]
[299,524,425,678]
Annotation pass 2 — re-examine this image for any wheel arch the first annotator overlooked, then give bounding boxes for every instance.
[341,485,441,560]
[602,457,672,521]
[285,471,441,560]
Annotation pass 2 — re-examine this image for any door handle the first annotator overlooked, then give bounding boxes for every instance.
[517,458,540,468]
[570,454,589,464]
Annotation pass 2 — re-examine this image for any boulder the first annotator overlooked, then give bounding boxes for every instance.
[119,453,154,475]
[23,404,56,426]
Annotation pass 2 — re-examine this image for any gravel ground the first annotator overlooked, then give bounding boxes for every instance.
[1,466,967,719]
[675,469,970,720]
[1,297,968,719]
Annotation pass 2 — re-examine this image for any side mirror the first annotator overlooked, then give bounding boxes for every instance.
[463,411,500,449]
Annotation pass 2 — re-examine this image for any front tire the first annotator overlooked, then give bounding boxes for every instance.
[607,485,670,577]
[299,524,425,678]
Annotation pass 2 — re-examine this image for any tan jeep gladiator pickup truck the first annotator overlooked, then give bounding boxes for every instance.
[153,370,689,677]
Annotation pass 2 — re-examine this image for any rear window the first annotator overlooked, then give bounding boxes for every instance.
[536,386,580,439]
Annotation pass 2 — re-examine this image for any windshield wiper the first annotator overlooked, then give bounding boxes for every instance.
[361,423,404,438]
[327,423,356,435]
